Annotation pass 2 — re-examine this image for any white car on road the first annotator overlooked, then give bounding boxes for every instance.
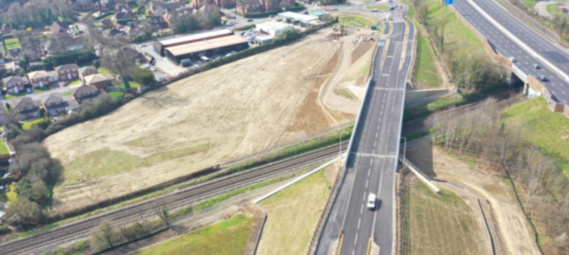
[367,193,376,209]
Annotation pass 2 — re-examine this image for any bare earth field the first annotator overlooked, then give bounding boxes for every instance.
[256,162,340,255]
[44,31,347,213]
[406,142,540,255]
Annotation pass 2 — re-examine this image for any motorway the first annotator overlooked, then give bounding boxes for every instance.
[0,143,348,255]
[454,0,569,104]
[316,5,414,255]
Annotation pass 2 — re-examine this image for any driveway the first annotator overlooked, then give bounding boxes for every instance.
[2,85,72,106]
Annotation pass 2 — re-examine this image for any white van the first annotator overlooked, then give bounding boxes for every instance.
[367,193,376,209]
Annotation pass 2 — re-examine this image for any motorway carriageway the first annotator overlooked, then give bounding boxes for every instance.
[454,0,569,104]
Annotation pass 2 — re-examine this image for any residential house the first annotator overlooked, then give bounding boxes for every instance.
[115,3,131,12]
[113,9,136,21]
[42,93,68,116]
[101,19,113,29]
[14,97,40,120]
[43,37,86,55]
[150,1,186,16]
[149,16,169,29]
[102,28,125,37]
[50,22,69,36]
[73,0,94,12]
[236,0,293,14]
[2,76,28,94]
[27,71,52,88]
[78,66,98,82]
[199,2,221,13]
[1,23,11,33]
[84,74,114,89]
[54,64,79,81]
[95,0,116,12]
[72,85,99,102]
[0,102,6,126]
[196,0,235,9]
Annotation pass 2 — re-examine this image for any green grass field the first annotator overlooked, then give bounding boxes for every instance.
[4,38,21,50]
[4,93,26,99]
[546,4,562,16]
[364,5,390,10]
[57,144,210,188]
[34,86,51,93]
[520,0,539,10]
[62,92,72,96]
[502,98,569,172]
[257,168,332,254]
[415,34,442,88]
[108,91,125,98]
[0,140,9,155]
[135,215,253,255]
[403,181,485,255]
[339,16,373,27]
[7,184,18,203]
[424,0,487,59]
[116,81,140,88]
[97,67,114,75]
[22,119,50,130]
[68,79,82,86]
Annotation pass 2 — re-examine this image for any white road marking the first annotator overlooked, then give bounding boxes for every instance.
[361,204,363,214]
[363,192,366,201]
[354,233,358,245]
[368,169,371,176]
[358,218,361,229]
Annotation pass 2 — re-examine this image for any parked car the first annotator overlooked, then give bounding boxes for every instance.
[247,19,253,22]
[269,15,275,18]
[150,66,156,71]
[26,88,32,94]
[140,43,147,47]
[156,77,166,82]
[324,8,333,11]
[509,57,517,62]
[533,63,540,69]
[206,26,213,30]
[538,75,547,81]
[226,22,234,26]
[372,8,378,12]
[304,11,309,14]
[332,8,338,11]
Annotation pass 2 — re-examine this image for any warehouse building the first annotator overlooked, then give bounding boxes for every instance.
[256,20,294,36]
[165,35,249,63]
[277,11,319,23]
[153,29,234,56]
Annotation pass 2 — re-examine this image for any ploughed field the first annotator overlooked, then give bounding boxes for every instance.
[44,34,343,213]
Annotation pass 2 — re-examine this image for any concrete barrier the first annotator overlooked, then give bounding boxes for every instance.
[399,157,440,193]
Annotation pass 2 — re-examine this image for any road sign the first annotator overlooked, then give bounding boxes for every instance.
[445,0,454,4]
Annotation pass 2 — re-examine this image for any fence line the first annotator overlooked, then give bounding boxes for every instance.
[221,121,354,167]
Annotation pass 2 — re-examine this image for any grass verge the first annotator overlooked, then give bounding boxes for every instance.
[135,214,253,255]
[108,91,125,98]
[61,92,72,96]
[0,140,9,155]
[257,167,333,254]
[4,38,21,50]
[4,93,26,99]
[339,16,373,27]
[364,5,390,10]
[546,4,561,16]
[502,97,569,173]
[415,34,442,88]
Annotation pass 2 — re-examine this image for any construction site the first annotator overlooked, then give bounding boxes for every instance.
[42,26,379,213]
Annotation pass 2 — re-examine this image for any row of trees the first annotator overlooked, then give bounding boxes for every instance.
[410,0,506,92]
[431,98,569,254]
[169,11,222,34]
[1,0,75,28]
[508,0,569,43]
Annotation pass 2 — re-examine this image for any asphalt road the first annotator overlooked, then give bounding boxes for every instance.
[315,5,414,253]
[454,0,569,104]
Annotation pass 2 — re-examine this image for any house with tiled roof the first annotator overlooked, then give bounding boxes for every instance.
[2,76,28,94]
[42,93,68,116]
[84,74,113,89]
[27,71,53,88]
[73,0,94,11]
[14,97,40,120]
[54,64,79,81]
[78,66,99,82]
[50,22,69,36]
[72,85,99,102]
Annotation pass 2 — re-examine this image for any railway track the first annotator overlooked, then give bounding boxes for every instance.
[0,142,350,255]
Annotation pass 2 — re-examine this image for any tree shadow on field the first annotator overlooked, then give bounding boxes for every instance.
[138,86,191,109]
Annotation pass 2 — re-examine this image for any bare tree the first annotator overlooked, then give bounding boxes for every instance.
[90,220,116,251]
[154,202,171,227]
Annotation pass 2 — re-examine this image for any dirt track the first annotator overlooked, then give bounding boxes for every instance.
[44,31,346,213]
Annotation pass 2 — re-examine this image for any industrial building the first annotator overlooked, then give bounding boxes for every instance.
[277,12,319,23]
[153,29,234,56]
[165,35,249,63]
[256,20,294,36]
